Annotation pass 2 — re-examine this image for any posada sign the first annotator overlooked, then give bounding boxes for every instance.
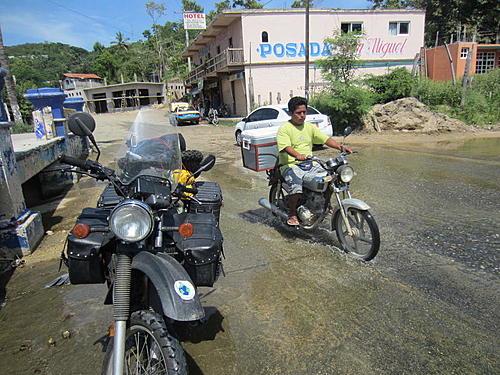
[183,13,206,30]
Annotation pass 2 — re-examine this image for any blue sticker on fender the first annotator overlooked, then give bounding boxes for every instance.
[174,280,195,300]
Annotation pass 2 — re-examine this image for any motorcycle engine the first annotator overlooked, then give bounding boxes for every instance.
[297,190,327,226]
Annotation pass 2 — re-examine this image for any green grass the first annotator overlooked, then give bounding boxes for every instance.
[217,118,239,127]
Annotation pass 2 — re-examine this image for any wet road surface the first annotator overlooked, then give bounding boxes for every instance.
[0,114,498,374]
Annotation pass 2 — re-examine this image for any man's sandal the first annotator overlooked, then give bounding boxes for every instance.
[287,216,300,226]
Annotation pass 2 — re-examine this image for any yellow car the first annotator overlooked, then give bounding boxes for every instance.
[173,106,201,125]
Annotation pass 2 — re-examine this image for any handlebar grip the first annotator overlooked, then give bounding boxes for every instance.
[60,154,90,170]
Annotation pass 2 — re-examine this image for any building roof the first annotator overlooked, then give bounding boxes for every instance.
[63,73,102,79]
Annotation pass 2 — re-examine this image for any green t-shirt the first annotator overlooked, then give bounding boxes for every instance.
[277,121,329,170]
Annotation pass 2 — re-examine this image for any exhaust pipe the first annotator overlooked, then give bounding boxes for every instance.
[258,198,289,220]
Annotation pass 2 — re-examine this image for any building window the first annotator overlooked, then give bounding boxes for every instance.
[341,22,363,34]
[228,37,233,48]
[460,48,469,59]
[389,21,409,35]
[217,45,221,54]
[475,52,496,74]
[262,31,268,43]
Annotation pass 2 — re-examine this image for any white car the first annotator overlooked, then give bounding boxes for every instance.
[235,104,333,146]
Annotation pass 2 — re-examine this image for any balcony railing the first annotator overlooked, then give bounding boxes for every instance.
[187,48,244,85]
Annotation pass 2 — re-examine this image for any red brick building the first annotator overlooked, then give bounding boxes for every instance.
[422,42,500,81]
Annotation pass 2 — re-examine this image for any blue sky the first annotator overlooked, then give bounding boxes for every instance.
[1,0,372,50]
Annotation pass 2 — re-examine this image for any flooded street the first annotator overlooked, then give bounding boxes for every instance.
[0,111,498,374]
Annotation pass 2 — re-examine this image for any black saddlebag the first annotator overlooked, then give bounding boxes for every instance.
[67,208,112,284]
[188,181,223,223]
[169,212,223,287]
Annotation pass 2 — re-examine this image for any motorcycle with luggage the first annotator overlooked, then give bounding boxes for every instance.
[257,126,380,261]
[59,110,224,374]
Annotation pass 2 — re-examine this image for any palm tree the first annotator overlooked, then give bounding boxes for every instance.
[111,32,129,50]
[0,25,22,123]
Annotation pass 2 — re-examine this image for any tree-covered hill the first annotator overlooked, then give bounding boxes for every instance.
[6,42,91,90]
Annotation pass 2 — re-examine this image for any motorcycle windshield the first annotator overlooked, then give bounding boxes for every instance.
[115,109,182,185]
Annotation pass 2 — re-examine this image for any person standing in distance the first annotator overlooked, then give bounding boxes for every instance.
[277,96,353,226]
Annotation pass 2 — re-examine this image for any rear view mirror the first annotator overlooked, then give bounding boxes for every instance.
[67,112,100,161]
[193,154,216,178]
[242,117,247,122]
[343,126,353,137]
[68,112,96,136]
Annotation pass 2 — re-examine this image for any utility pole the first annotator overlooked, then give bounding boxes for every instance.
[0,25,22,123]
[304,0,310,100]
[185,28,192,72]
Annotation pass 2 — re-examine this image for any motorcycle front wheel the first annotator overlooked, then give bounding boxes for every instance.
[333,208,380,261]
[102,310,187,375]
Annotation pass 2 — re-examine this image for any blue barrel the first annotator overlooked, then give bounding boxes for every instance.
[24,88,66,119]
[63,97,85,112]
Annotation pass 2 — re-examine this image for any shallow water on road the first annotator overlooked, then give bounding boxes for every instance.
[0,131,498,374]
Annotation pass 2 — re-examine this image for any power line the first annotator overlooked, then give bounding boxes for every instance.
[46,0,126,34]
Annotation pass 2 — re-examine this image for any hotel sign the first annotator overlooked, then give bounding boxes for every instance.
[183,13,206,30]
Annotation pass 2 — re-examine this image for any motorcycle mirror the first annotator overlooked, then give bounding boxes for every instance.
[68,112,96,136]
[67,112,101,162]
[193,154,216,178]
[343,126,353,137]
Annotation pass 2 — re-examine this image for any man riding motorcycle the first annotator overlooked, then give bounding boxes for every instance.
[277,96,353,226]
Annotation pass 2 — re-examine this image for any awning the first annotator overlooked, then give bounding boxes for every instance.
[188,88,201,96]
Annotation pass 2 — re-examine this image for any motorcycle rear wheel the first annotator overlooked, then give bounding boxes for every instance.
[269,184,286,218]
[102,310,187,375]
[333,208,380,261]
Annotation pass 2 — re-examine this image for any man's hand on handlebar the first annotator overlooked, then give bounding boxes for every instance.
[340,145,353,154]
[295,153,308,161]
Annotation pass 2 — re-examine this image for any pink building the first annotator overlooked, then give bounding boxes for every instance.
[183,8,426,116]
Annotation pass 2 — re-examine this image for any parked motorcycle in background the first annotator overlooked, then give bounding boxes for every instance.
[259,127,380,261]
[59,110,224,374]
[218,104,230,118]
[207,108,219,126]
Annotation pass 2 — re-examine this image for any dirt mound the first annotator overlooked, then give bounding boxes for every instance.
[363,97,473,133]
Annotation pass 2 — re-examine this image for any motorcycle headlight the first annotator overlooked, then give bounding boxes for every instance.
[338,165,354,183]
[110,200,153,242]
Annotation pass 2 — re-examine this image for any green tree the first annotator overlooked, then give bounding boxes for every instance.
[145,1,167,80]
[207,0,232,23]
[111,32,129,50]
[291,0,314,7]
[316,30,364,85]
[232,0,263,9]
[365,67,416,103]
[182,0,203,12]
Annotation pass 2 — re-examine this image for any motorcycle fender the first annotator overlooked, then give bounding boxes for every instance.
[131,252,205,322]
[339,198,370,211]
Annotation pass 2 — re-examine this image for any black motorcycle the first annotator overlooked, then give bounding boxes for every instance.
[60,111,224,375]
